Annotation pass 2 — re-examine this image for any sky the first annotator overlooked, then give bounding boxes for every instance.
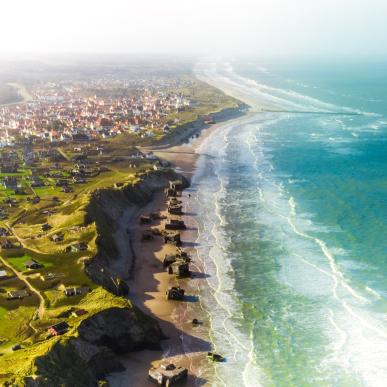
[1,0,387,59]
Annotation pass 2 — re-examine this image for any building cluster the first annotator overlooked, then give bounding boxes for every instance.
[0,78,192,145]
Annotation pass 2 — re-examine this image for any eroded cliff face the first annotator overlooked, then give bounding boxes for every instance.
[77,307,165,353]
[19,170,187,387]
[24,307,165,387]
[84,169,187,295]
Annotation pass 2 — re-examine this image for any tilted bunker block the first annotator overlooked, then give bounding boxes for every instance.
[165,219,186,230]
[169,180,184,191]
[166,286,185,301]
[168,205,183,215]
[164,232,182,246]
[167,259,190,278]
[148,363,188,386]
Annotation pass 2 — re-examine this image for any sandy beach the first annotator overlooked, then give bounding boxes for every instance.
[107,114,247,386]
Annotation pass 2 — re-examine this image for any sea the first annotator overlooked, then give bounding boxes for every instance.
[190,60,387,387]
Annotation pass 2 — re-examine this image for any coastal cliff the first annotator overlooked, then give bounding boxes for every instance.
[84,169,187,294]
[16,169,186,386]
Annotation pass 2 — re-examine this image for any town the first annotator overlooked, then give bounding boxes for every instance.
[0,77,194,146]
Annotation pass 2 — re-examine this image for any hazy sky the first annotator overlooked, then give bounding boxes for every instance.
[1,0,387,59]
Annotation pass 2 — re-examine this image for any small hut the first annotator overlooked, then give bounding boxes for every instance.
[47,321,69,336]
[25,259,42,270]
[148,363,188,386]
[7,290,29,300]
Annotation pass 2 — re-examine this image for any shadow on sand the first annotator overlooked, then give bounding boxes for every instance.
[115,195,213,386]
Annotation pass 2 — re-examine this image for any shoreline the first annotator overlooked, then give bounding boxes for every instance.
[108,110,250,385]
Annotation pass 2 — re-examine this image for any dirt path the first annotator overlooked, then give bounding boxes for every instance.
[0,254,45,320]
[3,224,46,319]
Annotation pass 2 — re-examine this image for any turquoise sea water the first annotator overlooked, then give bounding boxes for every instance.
[192,61,387,386]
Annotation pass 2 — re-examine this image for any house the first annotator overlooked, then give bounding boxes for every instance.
[3,176,18,190]
[25,259,43,270]
[63,286,90,297]
[65,242,88,253]
[47,321,69,336]
[7,289,29,300]
[42,223,52,232]
[51,233,64,243]
[0,270,8,280]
